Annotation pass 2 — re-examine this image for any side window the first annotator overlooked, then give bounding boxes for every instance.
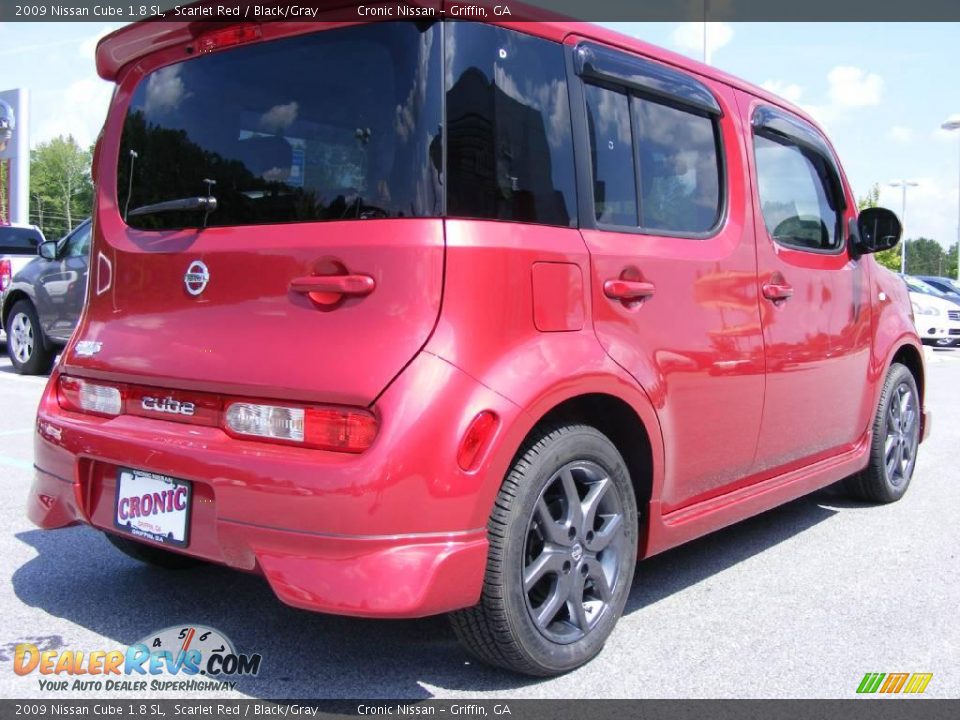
[584,83,637,226]
[63,224,91,258]
[634,98,721,234]
[445,23,577,227]
[753,134,842,252]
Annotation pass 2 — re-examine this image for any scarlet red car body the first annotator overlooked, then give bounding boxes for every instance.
[29,12,928,630]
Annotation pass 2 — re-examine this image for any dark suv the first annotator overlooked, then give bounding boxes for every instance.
[1,218,91,374]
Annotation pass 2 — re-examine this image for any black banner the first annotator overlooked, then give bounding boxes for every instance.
[2,0,960,22]
[2,700,960,720]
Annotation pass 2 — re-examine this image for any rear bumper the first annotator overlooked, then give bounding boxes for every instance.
[28,352,522,618]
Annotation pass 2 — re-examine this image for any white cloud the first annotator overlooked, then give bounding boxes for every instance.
[826,66,883,108]
[144,65,188,115]
[78,24,117,60]
[878,178,958,246]
[260,101,298,132]
[760,80,804,105]
[888,126,914,143]
[759,65,884,132]
[670,22,733,62]
[33,75,113,149]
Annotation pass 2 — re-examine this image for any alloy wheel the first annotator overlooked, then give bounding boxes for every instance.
[9,312,34,364]
[884,382,918,487]
[522,460,628,644]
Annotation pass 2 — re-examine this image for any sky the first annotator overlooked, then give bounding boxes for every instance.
[0,20,958,247]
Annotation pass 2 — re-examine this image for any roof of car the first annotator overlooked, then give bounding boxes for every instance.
[95,2,819,131]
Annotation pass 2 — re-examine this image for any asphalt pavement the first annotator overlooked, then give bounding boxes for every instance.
[0,343,958,699]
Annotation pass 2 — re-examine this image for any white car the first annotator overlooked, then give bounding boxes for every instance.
[902,275,960,346]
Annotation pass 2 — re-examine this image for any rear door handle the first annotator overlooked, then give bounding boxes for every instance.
[290,274,375,297]
[762,280,794,302]
[603,279,656,301]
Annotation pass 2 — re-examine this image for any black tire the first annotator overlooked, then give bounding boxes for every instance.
[450,424,638,676]
[6,300,55,375]
[104,532,204,570]
[846,362,920,503]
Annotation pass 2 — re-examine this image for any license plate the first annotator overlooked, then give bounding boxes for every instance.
[114,468,191,547]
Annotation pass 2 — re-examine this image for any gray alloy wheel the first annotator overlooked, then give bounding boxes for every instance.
[450,424,638,676]
[846,362,921,503]
[523,460,630,644]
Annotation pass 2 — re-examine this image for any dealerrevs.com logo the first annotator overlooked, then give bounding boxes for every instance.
[13,625,261,692]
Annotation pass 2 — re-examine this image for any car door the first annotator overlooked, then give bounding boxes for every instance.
[570,40,765,513]
[735,93,873,474]
[37,221,91,342]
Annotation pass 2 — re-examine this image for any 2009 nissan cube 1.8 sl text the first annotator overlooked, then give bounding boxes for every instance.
[28,13,930,676]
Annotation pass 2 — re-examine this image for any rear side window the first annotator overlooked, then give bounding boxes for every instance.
[118,23,442,229]
[584,84,637,226]
[580,82,722,235]
[0,226,42,253]
[445,23,577,227]
[753,134,842,252]
[634,98,721,234]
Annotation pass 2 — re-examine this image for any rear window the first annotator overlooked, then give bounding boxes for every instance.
[0,226,42,254]
[118,23,442,229]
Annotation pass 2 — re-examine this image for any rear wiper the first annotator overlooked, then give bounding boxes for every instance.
[127,195,218,226]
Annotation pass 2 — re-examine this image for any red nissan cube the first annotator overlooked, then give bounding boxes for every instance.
[27,10,929,676]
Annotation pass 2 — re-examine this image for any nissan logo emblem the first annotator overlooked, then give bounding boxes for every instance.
[184,260,210,296]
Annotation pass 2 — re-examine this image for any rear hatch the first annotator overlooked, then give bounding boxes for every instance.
[66,21,445,406]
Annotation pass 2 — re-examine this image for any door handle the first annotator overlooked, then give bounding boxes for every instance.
[290,274,375,296]
[762,279,794,302]
[603,279,656,301]
[290,274,375,306]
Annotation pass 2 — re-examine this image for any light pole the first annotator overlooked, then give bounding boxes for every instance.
[942,118,960,281]
[889,180,919,274]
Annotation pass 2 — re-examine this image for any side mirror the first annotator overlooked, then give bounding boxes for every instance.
[855,207,902,255]
[38,241,58,260]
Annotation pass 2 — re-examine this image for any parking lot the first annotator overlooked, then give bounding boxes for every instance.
[1,343,958,700]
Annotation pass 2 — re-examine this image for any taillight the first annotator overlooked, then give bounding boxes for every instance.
[223,402,377,453]
[57,376,123,417]
[0,258,11,291]
[458,411,499,471]
[197,24,262,53]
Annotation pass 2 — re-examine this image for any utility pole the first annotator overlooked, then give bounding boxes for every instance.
[941,118,960,281]
[889,180,918,274]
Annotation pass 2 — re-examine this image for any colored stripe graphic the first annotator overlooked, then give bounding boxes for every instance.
[857,673,885,693]
[880,673,909,693]
[903,673,933,694]
[857,672,933,694]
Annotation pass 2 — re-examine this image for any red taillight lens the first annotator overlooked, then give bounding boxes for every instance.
[198,24,262,53]
[0,258,11,291]
[458,411,499,471]
[57,376,123,417]
[223,401,378,453]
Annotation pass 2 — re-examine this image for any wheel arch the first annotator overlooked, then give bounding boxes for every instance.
[890,342,924,404]
[1,288,31,329]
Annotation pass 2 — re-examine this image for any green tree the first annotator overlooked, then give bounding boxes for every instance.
[904,237,948,276]
[29,135,92,240]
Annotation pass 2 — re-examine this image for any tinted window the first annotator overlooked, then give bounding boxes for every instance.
[63,223,91,258]
[445,23,576,227]
[0,226,42,254]
[754,134,842,251]
[634,98,721,234]
[118,23,442,229]
[584,84,637,226]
